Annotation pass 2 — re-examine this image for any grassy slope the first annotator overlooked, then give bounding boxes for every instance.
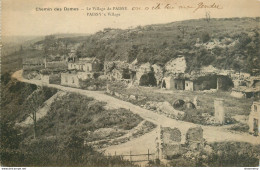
[28,93,143,140]
[0,76,140,167]
[73,17,259,72]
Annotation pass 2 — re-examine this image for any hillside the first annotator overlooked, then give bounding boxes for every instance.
[27,17,260,74]
[0,74,140,166]
[77,17,260,73]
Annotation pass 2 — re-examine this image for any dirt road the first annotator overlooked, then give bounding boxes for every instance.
[12,70,260,147]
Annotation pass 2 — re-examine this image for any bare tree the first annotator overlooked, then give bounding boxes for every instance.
[205,11,211,23]
[24,87,44,139]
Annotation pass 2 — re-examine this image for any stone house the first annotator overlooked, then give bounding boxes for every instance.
[68,58,101,73]
[248,101,260,136]
[61,73,80,88]
[40,73,61,84]
[161,76,185,90]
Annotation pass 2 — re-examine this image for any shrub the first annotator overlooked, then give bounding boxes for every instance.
[201,32,211,43]
[229,123,249,132]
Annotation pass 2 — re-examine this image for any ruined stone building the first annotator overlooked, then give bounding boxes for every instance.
[40,73,61,84]
[104,61,115,75]
[248,101,260,136]
[185,80,194,91]
[188,75,217,91]
[161,56,187,90]
[104,61,132,82]
[156,126,205,160]
[156,126,182,159]
[185,127,205,151]
[61,73,80,88]
[161,76,185,90]
[216,75,234,91]
[184,74,233,91]
[68,58,101,73]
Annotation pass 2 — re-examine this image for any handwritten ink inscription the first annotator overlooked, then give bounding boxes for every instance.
[132,2,222,12]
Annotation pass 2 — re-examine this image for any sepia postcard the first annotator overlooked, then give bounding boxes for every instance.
[1,0,260,168]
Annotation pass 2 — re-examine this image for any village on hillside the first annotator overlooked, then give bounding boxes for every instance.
[23,35,260,132]
[2,17,260,167]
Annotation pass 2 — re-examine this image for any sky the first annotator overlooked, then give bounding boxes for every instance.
[2,0,260,36]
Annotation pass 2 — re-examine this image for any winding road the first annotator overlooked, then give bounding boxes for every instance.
[12,70,260,153]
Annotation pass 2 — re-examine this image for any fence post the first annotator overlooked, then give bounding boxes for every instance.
[148,149,150,162]
[130,150,132,163]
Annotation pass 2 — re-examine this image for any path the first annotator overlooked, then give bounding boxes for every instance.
[12,70,260,147]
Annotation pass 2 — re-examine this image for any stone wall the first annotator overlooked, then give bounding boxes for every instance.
[186,127,205,151]
[61,73,80,88]
[157,126,207,159]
